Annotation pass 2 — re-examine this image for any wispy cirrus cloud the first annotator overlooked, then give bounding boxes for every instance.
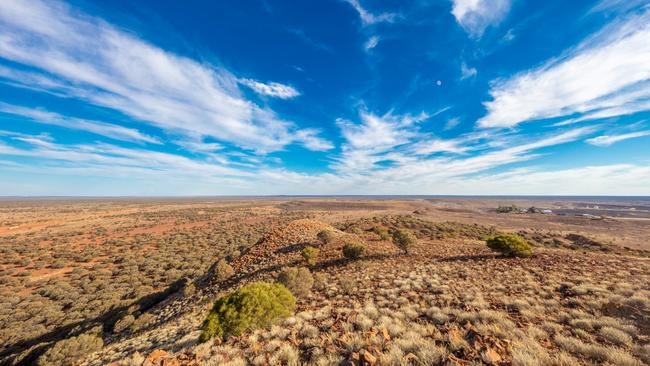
[0,0,328,153]
[451,0,511,37]
[343,0,397,25]
[478,8,650,128]
[364,36,380,52]
[460,62,477,80]
[239,79,300,99]
[586,130,650,146]
[0,103,160,144]
[332,106,596,180]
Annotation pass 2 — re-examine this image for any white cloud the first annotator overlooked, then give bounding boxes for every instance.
[0,103,160,144]
[343,0,397,25]
[239,79,300,99]
[460,62,477,80]
[410,138,469,155]
[364,36,380,51]
[434,164,650,195]
[479,9,650,128]
[0,124,621,195]
[332,105,594,180]
[586,130,650,146]
[451,0,511,37]
[337,111,424,152]
[444,117,462,131]
[293,129,334,151]
[590,0,648,14]
[0,134,249,178]
[0,0,328,153]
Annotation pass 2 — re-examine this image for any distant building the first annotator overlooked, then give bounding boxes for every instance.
[541,209,553,214]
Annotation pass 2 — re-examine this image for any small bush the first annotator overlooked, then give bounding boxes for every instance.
[277,267,314,297]
[130,313,155,332]
[313,272,327,291]
[214,259,235,282]
[373,226,391,240]
[392,228,417,254]
[343,242,365,260]
[486,234,533,257]
[317,229,336,245]
[339,275,356,295]
[38,333,103,366]
[301,246,320,265]
[113,314,135,333]
[199,282,295,342]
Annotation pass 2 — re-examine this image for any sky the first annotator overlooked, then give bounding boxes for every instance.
[0,0,649,196]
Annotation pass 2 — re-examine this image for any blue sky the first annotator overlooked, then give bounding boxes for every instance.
[0,0,649,195]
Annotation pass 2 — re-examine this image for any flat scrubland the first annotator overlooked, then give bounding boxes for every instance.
[0,198,648,366]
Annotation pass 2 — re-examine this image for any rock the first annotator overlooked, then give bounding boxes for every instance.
[481,347,502,365]
[143,349,179,366]
[361,350,377,365]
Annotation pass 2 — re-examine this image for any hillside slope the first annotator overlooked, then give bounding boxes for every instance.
[70,217,650,365]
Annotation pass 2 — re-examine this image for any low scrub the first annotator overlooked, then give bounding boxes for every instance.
[213,259,235,282]
[38,333,103,366]
[199,282,295,342]
[277,267,314,297]
[317,229,336,245]
[301,246,319,265]
[486,234,533,257]
[392,228,417,254]
[343,241,365,260]
[373,226,391,240]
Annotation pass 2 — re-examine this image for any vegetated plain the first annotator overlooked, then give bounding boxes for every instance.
[0,197,648,366]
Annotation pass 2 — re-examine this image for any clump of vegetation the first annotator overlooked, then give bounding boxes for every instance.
[373,226,391,240]
[343,241,365,260]
[486,234,533,257]
[336,215,499,241]
[497,204,520,213]
[113,314,135,333]
[317,229,336,245]
[199,282,295,342]
[277,267,314,297]
[339,275,356,295]
[214,259,235,282]
[392,228,417,254]
[301,246,320,265]
[38,333,103,366]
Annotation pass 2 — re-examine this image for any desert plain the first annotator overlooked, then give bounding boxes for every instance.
[0,197,648,366]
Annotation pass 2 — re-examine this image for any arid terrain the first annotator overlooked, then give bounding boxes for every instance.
[0,197,649,366]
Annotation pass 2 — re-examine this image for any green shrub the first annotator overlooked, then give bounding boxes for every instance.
[277,267,314,297]
[317,229,336,245]
[38,333,103,366]
[301,246,320,265]
[392,228,417,254]
[199,282,295,342]
[214,259,235,282]
[486,234,533,257]
[342,242,364,260]
[373,226,391,240]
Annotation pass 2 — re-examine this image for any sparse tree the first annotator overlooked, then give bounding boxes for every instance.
[486,234,533,257]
